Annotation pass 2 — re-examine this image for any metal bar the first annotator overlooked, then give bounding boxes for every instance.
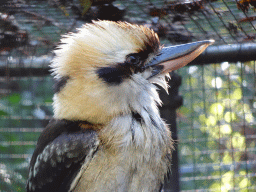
[159,72,182,192]
[1,43,256,77]
[0,67,51,76]
[190,43,256,65]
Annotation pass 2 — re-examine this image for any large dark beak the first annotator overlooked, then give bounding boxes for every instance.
[147,40,214,77]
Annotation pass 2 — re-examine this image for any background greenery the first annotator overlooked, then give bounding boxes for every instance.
[177,61,256,191]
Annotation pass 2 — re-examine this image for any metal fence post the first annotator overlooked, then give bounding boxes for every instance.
[159,72,183,192]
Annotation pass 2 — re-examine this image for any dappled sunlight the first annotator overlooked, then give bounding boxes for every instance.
[222,151,232,164]
[224,112,236,123]
[177,60,256,191]
[224,132,246,150]
[221,62,230,71]
[205,115,217,127]
[221,171,234,191]
[230,88,242,100]
[220,124,232,135]
[211,77,223,89]
[210,103,225,116]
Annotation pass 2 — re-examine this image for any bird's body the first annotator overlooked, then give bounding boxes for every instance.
[72,108,170,192]
[27,21,213,192]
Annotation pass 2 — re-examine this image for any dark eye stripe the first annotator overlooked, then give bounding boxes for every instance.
[96,66,129,85]
[53,76,69,93]
[96,50,159,85]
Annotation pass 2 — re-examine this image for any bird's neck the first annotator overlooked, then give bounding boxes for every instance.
[98,104,171,154]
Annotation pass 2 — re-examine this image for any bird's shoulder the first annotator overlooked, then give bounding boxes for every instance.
[26,119,100,192]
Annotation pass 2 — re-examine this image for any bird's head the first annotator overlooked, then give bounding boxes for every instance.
[51,20,213,124]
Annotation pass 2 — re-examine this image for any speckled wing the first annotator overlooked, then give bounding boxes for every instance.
[26,119,99,192]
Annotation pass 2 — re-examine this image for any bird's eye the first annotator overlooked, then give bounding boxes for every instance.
[126,54,141,65]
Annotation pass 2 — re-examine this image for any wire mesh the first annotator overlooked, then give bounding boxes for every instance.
[119,0,256,45]
[0,0,256,191]
[177,61,256,191]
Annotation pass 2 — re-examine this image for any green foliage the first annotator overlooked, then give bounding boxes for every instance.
[79,0,92,15]
[177,62,256,191]
[0,110,9,116]
[0,160,28,192]
[0,77,54,192]
[7,94,21,104]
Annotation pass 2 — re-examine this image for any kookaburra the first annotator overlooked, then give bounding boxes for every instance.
[26,20,213,192]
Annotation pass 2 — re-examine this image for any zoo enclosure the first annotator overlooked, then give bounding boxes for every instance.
[0,0,256,191]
